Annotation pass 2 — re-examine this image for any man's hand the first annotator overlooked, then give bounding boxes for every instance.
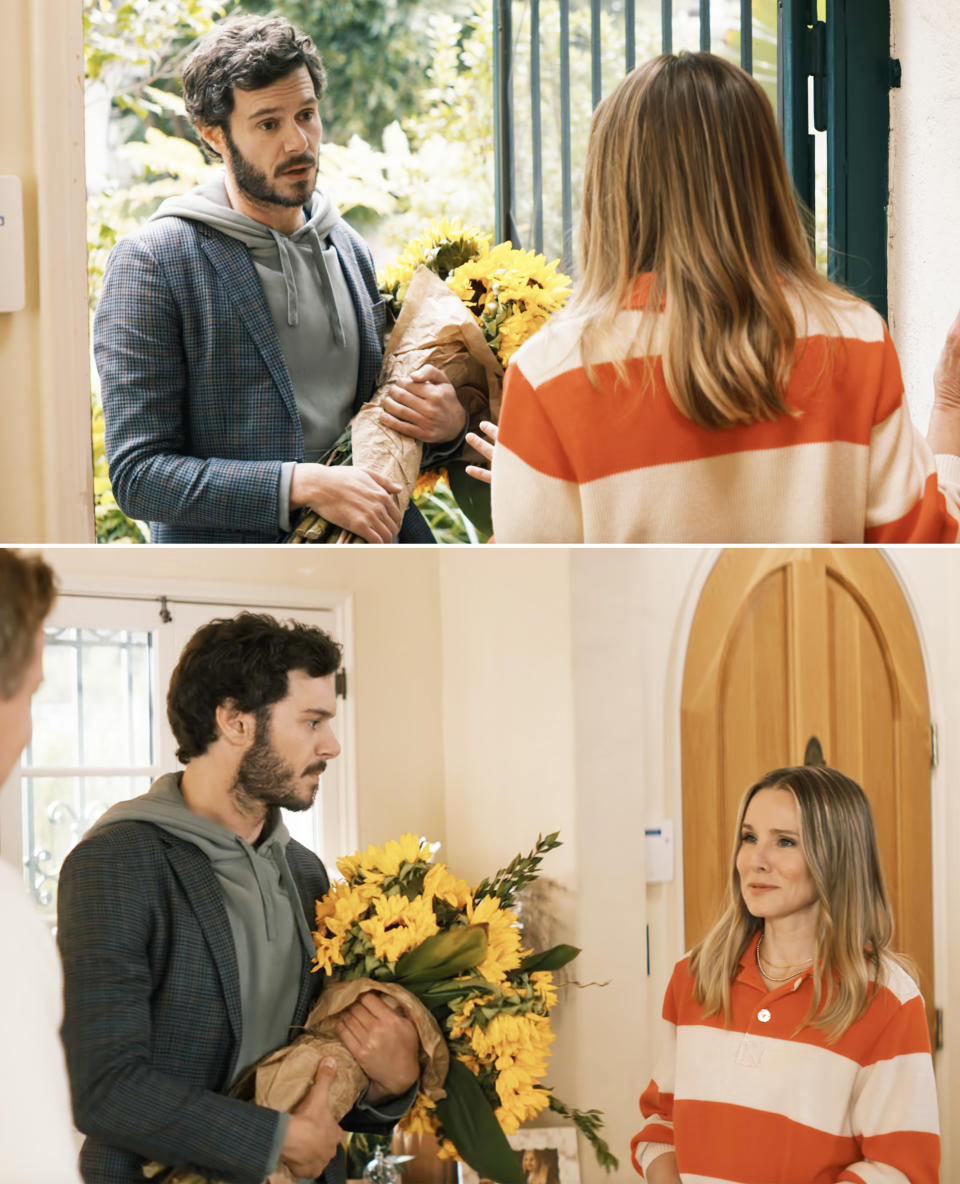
[465,420,498,485]
[281,1058,344,1180]
[379,365,467,444]
[291,464,402,544]
[337,992,421,1104]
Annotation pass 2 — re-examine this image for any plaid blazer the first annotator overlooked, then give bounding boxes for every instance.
[57,822,393,1184]
[94,213,446,544]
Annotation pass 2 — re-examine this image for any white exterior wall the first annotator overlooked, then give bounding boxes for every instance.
[889,0,960,431]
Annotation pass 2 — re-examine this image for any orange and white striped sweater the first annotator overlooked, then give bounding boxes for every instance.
[631,935,940,1184]
[492,281,960,542]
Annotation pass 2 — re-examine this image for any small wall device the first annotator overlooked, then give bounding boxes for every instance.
[644,819,675,883]
[0,176,25,313]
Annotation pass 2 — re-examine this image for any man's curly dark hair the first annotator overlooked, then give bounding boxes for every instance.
[181,14,326,160]
[167,612,341,763]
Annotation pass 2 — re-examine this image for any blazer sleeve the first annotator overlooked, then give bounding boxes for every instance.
[94,233,287,535]
[57,836,283,1184]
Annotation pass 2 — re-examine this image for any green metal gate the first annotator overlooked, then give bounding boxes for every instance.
[493,0,896,316]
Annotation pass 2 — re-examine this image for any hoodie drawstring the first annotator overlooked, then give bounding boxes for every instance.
[308,231,346,347]
[271,230,301,328]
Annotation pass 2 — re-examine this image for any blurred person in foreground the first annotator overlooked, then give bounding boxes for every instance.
[631,765,939,1183]
[0,550,81,1183]
[94,13,465,545]
[474,52,960,543]
[57,613,421,1184]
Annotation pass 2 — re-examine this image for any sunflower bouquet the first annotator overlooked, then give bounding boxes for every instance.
[285,222,571,544]
[308,832,615,1182]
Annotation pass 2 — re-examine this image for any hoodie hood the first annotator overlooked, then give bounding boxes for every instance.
[150,175,344,337]
[91,773,312,951]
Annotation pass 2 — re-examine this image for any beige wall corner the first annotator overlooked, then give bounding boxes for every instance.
[0,0,93,543]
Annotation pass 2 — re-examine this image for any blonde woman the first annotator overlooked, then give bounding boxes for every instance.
[631,765,939,1184]
[479,52,960,542]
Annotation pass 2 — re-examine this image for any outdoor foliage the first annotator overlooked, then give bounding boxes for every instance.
[83,0,786,544]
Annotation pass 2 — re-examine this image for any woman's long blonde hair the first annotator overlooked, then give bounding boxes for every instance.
[689,765,910,1042]
[570,52,847,428]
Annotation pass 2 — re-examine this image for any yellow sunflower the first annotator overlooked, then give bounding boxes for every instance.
[359,892,439,963]
[423,862,472,911]
[337,833,430,884]
[465,895,525,982]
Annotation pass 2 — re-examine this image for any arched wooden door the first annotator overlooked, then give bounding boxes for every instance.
[681,548,935,1039]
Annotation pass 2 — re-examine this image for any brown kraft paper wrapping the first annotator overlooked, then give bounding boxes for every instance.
[251,979,449,1184]
[351,265,504,515]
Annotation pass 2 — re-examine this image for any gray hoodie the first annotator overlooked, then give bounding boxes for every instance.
[150,177,361,528]
[91,774,313,1087]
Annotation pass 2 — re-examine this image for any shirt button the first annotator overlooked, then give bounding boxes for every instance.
[757,1008,771,1022]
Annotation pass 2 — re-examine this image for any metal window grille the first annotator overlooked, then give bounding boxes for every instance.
[493,0,892,314]
[21,626,158,913]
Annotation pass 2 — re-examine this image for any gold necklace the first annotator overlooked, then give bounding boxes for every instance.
[756,932,814,982]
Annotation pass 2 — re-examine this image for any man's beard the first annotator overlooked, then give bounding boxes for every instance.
[223,126,316,209]
[231,711,325,814]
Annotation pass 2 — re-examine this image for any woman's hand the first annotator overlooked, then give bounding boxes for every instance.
[644,1150,682,1184]
[379,365,467,444]
[934,309,960,410]
[465,420,499,484]
[927,309,960,456]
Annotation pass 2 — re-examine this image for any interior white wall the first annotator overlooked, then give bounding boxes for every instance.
[39,546,448,848]
[888,0,960,431]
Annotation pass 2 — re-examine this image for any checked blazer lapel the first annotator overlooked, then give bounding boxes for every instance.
[199,231,303,435]
[287,859,326,1029]
[164,840,244,1060]
[328,223,385,411]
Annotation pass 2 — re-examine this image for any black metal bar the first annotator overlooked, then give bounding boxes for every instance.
[778,0,814,214]
[493,0,513,244]
[531,0,543,252]
[700,0,710,50]
[626,0,635,72]
[741,0,753,72]
[661,0,672,54]
[560,0,573,272]
[591,0,602,108]
[827,0,891,317]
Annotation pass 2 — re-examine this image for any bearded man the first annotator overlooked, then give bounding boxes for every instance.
[57,613,421,1184]
[94,13,465,544]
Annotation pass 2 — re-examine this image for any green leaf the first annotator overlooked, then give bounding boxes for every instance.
[446,460,493,536]
[519,944,580,973]
[395,925,487,988]
[435,1060,524,1184]
[415,974,493,1007]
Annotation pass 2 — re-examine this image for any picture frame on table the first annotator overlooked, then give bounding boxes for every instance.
[457,1127,580,1184]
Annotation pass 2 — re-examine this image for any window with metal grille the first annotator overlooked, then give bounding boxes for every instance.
[493,0,893,315]
[0,590,355,919]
